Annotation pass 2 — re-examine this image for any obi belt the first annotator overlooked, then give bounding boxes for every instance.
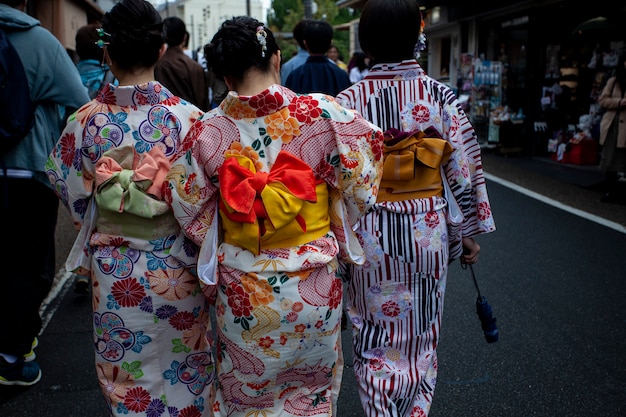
[94,145,179,240]
[377,129,453,202]
[218,150,330,255]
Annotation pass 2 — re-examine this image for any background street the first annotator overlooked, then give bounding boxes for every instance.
[1,151,625,416]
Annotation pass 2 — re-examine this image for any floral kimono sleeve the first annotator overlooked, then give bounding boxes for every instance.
[46,118,97,226]
[327,109,384,265]
[165,124,220,285]
[46,116,98,273]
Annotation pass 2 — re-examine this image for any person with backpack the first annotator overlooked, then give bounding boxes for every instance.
[0,0,90,387]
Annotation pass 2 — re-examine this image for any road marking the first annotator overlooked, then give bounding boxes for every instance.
[39,173,623,330]
[39,269,74,331]
[485,172,626,234]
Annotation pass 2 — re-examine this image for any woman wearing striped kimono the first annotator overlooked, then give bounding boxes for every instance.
[336,0,496,416]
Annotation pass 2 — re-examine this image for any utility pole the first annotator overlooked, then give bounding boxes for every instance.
[304,0,313,19]
[246,0,251,16]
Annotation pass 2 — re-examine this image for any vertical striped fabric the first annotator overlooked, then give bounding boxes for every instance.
[337,60,496,416]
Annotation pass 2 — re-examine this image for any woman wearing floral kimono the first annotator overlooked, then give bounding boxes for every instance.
[335,0,496,416]
[46,1,214,416]
[165,16,383,417]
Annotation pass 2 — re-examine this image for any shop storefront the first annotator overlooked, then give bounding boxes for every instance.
[428,1,625,164]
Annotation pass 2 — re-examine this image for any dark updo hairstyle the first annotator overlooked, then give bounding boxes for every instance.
[75,23,105,62]
[204,16,279,82]
[359,0,422,63]
[101,0,164,71]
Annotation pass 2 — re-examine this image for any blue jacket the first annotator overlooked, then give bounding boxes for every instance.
[280,47,309,85]
[0,4,90,187]
[77,59,116,100]
[285,55,352,96]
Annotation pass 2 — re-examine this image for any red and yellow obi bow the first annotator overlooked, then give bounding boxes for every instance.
[377,129,453,202]
[218,150,322,254]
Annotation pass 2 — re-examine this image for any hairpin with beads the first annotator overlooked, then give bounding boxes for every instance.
[95,27,111,48]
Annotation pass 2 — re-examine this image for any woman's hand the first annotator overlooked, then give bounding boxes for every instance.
[462,237,480,264]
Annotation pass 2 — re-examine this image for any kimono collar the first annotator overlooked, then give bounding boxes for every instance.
[99,81,176,107]
[367,59,426,80]
[220,84,295,119]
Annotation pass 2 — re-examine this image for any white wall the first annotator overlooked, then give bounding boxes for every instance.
[160,0,265,52]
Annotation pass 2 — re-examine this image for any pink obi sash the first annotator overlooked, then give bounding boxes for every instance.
[94,145,179,239]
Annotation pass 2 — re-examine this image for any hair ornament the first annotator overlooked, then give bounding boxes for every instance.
[95,27,111,48]
[256,25,268,57]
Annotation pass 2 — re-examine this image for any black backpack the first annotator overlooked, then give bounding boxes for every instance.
[0,27,35,156]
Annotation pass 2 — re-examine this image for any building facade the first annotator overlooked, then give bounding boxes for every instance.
[338,0,626,162]
[154,0,265,53]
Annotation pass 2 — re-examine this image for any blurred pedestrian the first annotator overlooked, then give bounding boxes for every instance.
[598,53,626,204]
[327,44,348,72]
[280,18,309,85]
[166,15,384,417]
[348,50,370,84]
[336,0,496,415]
[0,0,89,386]
[46,0,215,415]
[203,42,228,109]
[75,23,117,100]
[155,16,210,111]
[285,20,351,96]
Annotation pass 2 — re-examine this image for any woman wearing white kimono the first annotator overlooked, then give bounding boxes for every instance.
[46,1,214,415]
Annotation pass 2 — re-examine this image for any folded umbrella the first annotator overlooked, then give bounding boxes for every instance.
[463,261,499,343]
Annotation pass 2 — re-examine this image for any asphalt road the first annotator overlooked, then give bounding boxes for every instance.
[1,151,625,416]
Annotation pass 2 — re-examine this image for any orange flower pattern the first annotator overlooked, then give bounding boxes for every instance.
[167,84,383,416]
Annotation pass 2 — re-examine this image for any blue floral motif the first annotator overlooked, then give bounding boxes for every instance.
[131,330,151,354]
[116,403,129,415]
[132,105,180,157]
[164,352,215,395]
[156,305,178,320]
[359,229,384,269]
[81,112,127,163]
[94,311,136,362]
[146,398,166,417]
[96,246,141,278]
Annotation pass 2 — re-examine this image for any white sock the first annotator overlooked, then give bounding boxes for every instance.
[0,353,19,363]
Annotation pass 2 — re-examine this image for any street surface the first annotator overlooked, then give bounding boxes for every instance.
[1,152,625,416]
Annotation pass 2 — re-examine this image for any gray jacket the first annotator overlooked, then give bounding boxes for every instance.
[0,4,90,186]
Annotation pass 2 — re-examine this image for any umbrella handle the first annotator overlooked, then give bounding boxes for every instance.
[461,260,482,299]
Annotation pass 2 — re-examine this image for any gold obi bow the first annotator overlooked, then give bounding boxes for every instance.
[377,129,453,202]
[95,145,171,218]
[219,150,330,255]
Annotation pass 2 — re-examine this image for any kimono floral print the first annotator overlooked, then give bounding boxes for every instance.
[46,81,215,417]
[166,83,383,417]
